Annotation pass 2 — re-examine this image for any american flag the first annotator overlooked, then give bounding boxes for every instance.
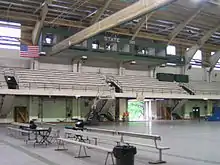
[20,45,39,58]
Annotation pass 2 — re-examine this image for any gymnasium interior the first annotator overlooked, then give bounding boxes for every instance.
[0,0,220,165]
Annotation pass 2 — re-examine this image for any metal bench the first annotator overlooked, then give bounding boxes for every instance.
[86,127,118,135]
[118,131,169,164]
[56,138,115,165]
[7,127,30,140]
[84,128,169,164]
[64,129,121,145]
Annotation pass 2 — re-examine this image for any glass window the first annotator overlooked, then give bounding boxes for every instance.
[212,52,220,70]
[166,45,176,55]
[211,52,215,55]
[190,49,202,68]
[92,43,99,49]
[0,21,21,49]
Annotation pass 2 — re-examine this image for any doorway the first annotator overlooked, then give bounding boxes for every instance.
[14,106,29,123]
[127,100,152,121]
[192,107,200,119]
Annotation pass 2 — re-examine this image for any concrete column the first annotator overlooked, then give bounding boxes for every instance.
[119,98,127,121]
[38,97,43,122]
[69,59,74,72]
[207,100,213,116]
[77,97,81,119]
[72,98,78,118]
[28,96,32,122]
[72,97,81,118]
[208,71,211,82]
[118,62,124,75]
[149,68,155,78]
[73,62,77,72]
[72,61,81,73]
[151,100,157,119]
[203,68,208,82]
[77,61,82,73]
[32,59,39,70]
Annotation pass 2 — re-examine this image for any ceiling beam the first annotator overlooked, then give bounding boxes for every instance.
[32,1,49,45]
[185,23,220,69]
[91,0,113,24]
[168,6,204,45]
[209,51,220,72]
[2,9,220,51]
[49,0,177,56]
[131,13,153,41]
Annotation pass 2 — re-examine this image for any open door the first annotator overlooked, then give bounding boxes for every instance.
[14,107,29,123]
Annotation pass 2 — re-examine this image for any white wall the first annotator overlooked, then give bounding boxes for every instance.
[42,97,66,122]
[210,70,220,82]
[38,56,71,71]
[125,70,150,76]
[156,66,181,74]
[81,66,118,74]
[184,100,207,118]
[186,68,207,81]
[0,48,31,68]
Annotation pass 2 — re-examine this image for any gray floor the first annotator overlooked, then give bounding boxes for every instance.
[0,120,220,165]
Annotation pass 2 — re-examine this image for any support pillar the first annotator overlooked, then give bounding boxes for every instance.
[118,98,127,121]
[77,61,82,73]
[72,61,81,73]
[31,59,39,70]
[76,97,81,119]
[38,97,43,122]
[28,96,32,122]
[150,67,156,78]
[207,100,213,116]
[118,62,124,75]
[72,98,78,118]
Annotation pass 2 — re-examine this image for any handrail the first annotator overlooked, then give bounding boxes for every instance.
[106,75,123,89]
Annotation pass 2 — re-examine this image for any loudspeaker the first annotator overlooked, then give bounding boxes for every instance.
[4,76,19,89]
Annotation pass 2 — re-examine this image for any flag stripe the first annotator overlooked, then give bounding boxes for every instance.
[20,45,39,58]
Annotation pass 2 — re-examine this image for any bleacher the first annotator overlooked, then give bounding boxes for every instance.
[109,75,186,94]
[186,81,220,95]
[15,69,109,91]
[0,67,187,94]
[0,69,7,89]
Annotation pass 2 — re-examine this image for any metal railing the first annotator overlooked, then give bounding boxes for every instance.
[0,81,109,92]
[1,80,220,95]
[123,87,186,94]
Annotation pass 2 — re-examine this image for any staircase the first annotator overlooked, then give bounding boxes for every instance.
[106,76,123,93]
[99,99,115,115]
[85,96,115,125]
[171,99,188,119]
[0,95,15,118]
